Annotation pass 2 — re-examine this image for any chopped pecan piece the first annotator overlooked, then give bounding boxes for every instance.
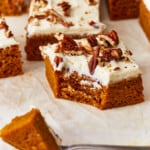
[34,14,47,19]
[88,47,100,75]
[86,0,97,5]
[111,48,122,59]
[100,48,122,62]
[57,1,71,16]
[0,21,8,30]
[47,9,74,27]
[60,36,78,52]
[125,50,132,56]
[114,67,120,71]
[54,56,63,67]
[5,30,13,38]
[106,30,119,45]
[89,21,99,29]
[87,35,97,47]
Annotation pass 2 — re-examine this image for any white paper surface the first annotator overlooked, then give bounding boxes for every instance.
[0,1,150,149]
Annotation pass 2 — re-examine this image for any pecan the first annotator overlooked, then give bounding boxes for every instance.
[114,67,120,71]
[60,36,78,52]
[47,9,74,27]
[87,35,97,47]
[106,30,119,45]
[34,14,47,19]
[111,48,122,59]
[0,21,8,30]
[100,48,122,62]
[125,50,132,56]
[5,30,13,38]
[88,47,100,75]
[64,50,83,56]
[97,34,116,47]
[86,0,97,5]
[61,21,74,27]
[57,1,71,16]
[89,21,99,29]
[54,56,63,67]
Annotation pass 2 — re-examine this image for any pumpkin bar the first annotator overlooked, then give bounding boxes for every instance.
[0,18,23,78]
[0,108,60,150]
[40,30,144,110]
[25,0,106,60]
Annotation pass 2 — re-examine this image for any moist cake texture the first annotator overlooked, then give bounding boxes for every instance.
[139,0,150,41]
[25,0,106,60]
[0,108,60,150]
[40,30,144,110]
[0,18,23,78]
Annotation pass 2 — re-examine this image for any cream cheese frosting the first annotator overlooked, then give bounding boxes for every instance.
[27,0,106,37]
[143,0,150,11]
[0,18,18,49]
[40,33,141,86]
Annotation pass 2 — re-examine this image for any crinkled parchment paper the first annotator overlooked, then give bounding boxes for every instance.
[0,1,150,149]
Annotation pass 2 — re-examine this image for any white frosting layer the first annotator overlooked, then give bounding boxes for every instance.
[0,19,18,49]
[143,0,150,11]
[40,40,141,86]
[27,0,106,37]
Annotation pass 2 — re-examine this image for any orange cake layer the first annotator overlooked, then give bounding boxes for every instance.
[0,109,60,150]
[139,0,150,41]
[0,0,29,16]
[40,31,144,110]
[0,18,23,78]
[108,0,140,20]
[25,0,105,60]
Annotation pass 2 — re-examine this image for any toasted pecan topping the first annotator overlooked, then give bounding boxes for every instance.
[125,50,132,56]
[5,30,13,38]
[57,1,71,16]
[106,30,119,45]
[47,9,74,27]
[88,47,100,75]
[89,21,99,29]
[114,67,120,71]
[100,48,122,62]
[0,21,8,30]
[57,36,78,52]
[86,0,97,5]
[87,35,97,47]
[54,56,63,67]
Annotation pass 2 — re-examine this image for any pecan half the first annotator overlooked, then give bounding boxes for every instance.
[106,30,119,45]
[88,47,100,75]
[54,56,63,67]
[57,1,71,16]
[87,35,97,47]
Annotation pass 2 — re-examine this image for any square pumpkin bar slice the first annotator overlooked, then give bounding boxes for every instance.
[0,109,60,150]
[0,18,23,78]
[25,0,106,60]
[40,30,144,110]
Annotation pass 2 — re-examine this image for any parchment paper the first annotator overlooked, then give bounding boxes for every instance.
[0,1,150,149]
